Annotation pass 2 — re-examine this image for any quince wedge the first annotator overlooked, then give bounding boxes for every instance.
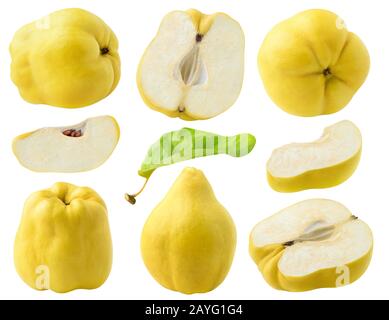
[12,116,120,173]
[10,8,120,108]
[267,120,362,192]
[258,9,370,116]
[14,182,113,293]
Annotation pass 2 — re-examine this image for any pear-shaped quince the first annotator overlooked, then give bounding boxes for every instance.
[10,8,121,108]
[14,182,113,293]
[141,168,236,294]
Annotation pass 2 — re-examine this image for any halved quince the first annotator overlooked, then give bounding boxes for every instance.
[137,9,245,120]
[267,120,362,192]
[250,199,373,292]
[13,116,120,173]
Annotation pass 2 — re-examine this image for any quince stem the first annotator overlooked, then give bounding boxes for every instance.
[125,178,150,205]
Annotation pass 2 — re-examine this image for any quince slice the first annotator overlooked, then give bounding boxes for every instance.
[13,116,120,172]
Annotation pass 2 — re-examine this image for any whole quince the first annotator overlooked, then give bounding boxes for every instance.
[14,182,113,293]
[258,9,370,117]
[141,168,236,294]
[10,8,121,108]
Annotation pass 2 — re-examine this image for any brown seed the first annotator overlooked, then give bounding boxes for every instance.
[63,128,83,137]
[63,129,75,136]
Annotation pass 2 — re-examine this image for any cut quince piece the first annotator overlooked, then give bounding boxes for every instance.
[13,116,120,173]
[10,8,120,108]
[137,9,245,120]
[267,120,362,192]
[249,199,373,292]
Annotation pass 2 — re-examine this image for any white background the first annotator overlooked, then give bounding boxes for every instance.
[0,0,386,300]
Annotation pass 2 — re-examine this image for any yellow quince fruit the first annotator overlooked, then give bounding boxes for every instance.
[10,8,121,108]
[141,168,236,294]
[14,182,113,293]
[258,9,370,116]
